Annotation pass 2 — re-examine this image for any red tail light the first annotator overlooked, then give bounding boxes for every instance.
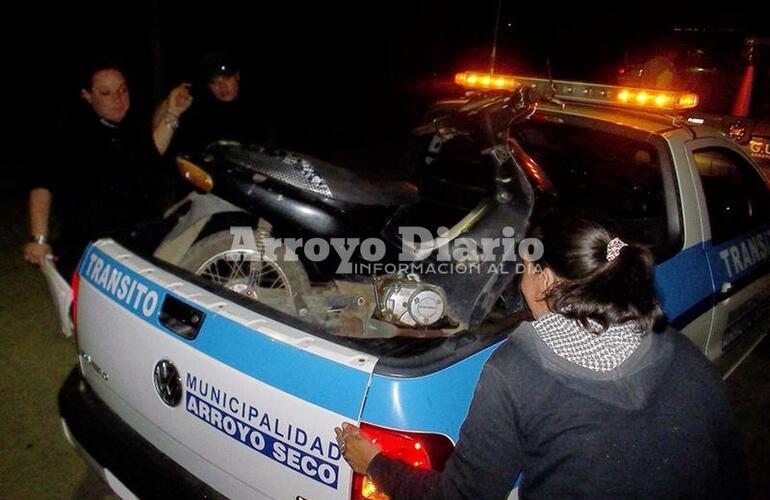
[70,270,80,338]
[350,423,454,500]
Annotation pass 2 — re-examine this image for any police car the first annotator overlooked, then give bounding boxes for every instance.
[58,73,770,499]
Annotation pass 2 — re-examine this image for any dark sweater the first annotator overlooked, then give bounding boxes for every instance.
[32,108,163,275]
[174,94,277,153]
[367,323,747,499]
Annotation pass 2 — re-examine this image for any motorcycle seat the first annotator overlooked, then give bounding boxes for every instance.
[216,144,419,207]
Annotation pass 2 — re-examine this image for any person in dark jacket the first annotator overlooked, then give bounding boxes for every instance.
[163,51,278,153]
[24,57,191,277]
[335,212,748,499]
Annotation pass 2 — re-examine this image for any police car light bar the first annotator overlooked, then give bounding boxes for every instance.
[454,71,699,111]
[454,71,518,91]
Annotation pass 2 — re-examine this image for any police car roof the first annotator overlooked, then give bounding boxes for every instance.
[538,101,683,134]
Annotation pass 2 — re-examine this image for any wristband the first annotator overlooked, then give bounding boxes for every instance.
[164,112,180,130]
[31,234,48,244]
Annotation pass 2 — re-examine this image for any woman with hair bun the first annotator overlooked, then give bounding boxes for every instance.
[335,212,747,499]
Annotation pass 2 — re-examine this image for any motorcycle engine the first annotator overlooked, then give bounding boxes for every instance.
[376,277,447,328]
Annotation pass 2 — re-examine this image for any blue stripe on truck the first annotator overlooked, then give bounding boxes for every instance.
[654,242,714,327]
[78,244,369,420]
[362,344,500,442]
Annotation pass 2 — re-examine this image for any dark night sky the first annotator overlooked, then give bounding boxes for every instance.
[2,2,767,180]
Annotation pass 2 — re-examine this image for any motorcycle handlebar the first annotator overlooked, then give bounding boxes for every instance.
[420,83,560,146]
[457,87,538,143]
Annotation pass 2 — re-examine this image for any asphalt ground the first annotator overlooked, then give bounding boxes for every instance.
[0,189,768,499]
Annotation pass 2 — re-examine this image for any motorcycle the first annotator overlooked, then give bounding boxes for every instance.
[155,83,556,339]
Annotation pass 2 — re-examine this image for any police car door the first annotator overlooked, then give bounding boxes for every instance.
[686,139,770,375]
[76,241,376,499]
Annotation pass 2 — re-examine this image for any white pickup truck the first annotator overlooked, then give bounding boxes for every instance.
[57,76,770,499]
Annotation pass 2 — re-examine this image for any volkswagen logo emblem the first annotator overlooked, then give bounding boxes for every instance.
[153,359,182,407]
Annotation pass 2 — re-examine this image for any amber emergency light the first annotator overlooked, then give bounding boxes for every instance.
[176,156,213,192]
[454,71,699,112]
[454,71,518,91]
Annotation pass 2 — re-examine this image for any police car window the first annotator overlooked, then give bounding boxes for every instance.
[514,121,668,250]
[693,147,770,244]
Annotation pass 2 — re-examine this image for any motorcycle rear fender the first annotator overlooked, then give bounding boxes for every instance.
[153,192,246,265]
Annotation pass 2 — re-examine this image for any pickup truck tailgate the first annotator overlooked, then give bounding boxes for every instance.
[74,240,377,499]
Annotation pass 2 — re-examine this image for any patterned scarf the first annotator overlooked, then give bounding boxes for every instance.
[532,313,644,372]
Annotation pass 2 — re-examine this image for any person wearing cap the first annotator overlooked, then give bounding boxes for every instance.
[165,51,278,153]
[24,57,192,277]
[335,212,747,499]
[640,46,679,90]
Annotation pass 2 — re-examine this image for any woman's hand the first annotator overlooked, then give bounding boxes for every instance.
[24,242,52,265]
[335,422,382,475]
[166,83,193,117]
[153,83,193,154]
